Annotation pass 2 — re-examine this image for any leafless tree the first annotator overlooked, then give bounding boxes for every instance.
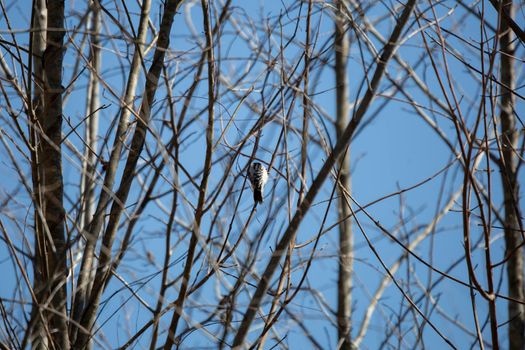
[0,0,523,349]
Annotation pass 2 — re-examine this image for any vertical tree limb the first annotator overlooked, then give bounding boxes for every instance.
[79,1,101,240]
[498,1,524,348]
[32,0,70,348]
[27,0,48,348]
[334,1,353,348]
[71,4,101,344]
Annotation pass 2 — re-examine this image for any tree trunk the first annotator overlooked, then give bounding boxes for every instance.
[28,0,47,348]
[499,1,525,349]
[334,1,353,349]
[30,0,69,349]
[79,2,101,242]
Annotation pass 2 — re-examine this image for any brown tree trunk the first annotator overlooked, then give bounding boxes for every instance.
[499,1,525,349]
[28,0,47,348]
[30,0,69,349]
[334,1,353,349]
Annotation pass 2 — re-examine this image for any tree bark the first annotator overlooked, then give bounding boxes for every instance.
[499,1,525,349]
[30,0,70,348]
[28,0,47,348]
[334,1,353,349]
[79,2,101,242]
[71,6,101,348]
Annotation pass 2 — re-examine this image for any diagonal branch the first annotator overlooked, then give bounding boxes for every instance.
[74,0,183,347]
[231,0,418,347]
[488,0,525,44]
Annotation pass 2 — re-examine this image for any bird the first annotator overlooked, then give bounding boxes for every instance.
[247,162,268,204]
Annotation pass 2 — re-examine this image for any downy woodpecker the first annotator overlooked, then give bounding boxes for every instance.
[247,162,268,204]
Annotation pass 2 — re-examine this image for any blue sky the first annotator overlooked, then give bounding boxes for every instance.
[1,0,524,349]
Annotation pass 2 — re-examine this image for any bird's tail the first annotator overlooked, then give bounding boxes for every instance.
[254,189,263,203]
